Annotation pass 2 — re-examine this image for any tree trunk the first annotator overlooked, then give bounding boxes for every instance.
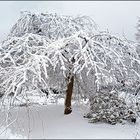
[64,75,74,115]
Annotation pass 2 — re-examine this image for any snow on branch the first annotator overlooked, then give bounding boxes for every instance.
[9,11,98,41]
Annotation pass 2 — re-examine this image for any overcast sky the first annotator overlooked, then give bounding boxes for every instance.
[0,1,140,42]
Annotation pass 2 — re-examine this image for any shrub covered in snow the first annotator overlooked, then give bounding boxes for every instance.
[84,90,137,125]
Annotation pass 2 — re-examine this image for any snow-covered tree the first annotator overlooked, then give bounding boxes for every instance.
[9,11,98,40]
[0,11,140,118]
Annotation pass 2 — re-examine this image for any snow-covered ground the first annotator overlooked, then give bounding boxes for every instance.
[0,101,140,139]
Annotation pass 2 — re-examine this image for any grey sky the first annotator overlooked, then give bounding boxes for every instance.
[0,1,140,42]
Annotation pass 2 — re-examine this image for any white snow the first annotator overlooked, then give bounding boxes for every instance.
[0,102,140,139]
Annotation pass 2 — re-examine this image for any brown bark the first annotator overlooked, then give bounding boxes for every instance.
[64,75,74,115]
